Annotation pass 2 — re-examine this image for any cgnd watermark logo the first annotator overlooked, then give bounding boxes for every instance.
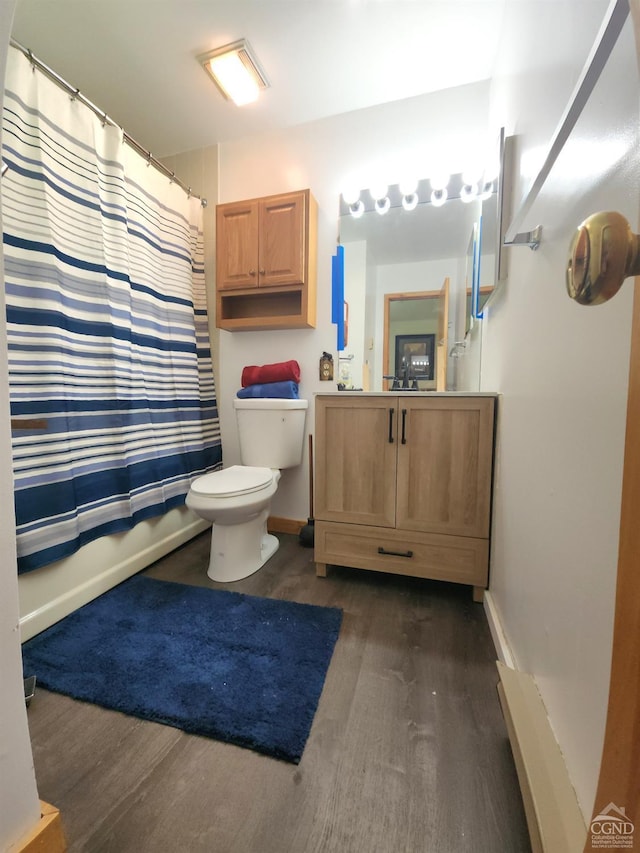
[590,803,634,849]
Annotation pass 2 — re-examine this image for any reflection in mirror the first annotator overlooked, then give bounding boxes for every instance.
[383,291,440,391]
[339,173,497,392]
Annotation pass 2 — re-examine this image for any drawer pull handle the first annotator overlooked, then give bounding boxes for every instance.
[388,408,395,443]
[378,546,414,558]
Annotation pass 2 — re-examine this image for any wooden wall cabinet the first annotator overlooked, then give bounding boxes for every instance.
[216,189,317,331]
[314,393,496,600]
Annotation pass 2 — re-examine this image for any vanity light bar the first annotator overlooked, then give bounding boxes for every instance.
[340,173,497,217]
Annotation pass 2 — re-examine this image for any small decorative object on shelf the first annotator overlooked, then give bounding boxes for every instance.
[319,352,334,381]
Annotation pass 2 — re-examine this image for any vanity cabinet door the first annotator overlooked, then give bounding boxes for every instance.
[396,396,495,538]
[315,395,397,527]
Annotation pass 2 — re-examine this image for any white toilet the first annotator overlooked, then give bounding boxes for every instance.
[186,397,308,582]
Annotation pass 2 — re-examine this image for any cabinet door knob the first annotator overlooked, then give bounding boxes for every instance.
[249,269,256,276]
[259,268,265,275]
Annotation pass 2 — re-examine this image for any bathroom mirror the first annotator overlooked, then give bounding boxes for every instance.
[338,173,498,392]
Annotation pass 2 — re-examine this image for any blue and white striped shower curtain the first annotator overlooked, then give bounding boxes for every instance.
[1,47,222,574]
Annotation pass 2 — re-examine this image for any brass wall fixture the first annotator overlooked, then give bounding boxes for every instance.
[566,211,640,306]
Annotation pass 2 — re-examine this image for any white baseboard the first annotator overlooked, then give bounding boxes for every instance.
[483,589,516,668]
[486,591,587,852]
[497,662,587,852]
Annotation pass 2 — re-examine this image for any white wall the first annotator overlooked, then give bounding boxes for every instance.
[480,3,638,820]
[0,0,42,847]
[215,81,491,519]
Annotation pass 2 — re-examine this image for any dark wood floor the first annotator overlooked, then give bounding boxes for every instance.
[25,531,531,853]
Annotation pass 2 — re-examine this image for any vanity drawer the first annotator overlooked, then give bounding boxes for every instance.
[314,520,488,587]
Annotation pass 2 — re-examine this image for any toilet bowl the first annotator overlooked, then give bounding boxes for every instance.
[186,465,280,582]
[186,397,308,582]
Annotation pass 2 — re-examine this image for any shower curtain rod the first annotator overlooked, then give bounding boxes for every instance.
[8,38,208,207]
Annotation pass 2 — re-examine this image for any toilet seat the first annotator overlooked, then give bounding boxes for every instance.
[190,465,274,499]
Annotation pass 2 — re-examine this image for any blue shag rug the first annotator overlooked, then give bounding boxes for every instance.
[22,575,343,764]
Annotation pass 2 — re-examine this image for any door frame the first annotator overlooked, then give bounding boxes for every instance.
[585,0,640,842]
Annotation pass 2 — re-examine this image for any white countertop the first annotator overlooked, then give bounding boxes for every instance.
[314,390,499,397]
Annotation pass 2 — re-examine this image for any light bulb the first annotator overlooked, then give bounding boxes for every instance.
[349,200,365,219]
[399,179,418,196]
[369,183,388,202]
[430,188,448,207]
[462,167,482,186]
[429,172,449,192]
[374,196,390,215]
[342,187,360,206]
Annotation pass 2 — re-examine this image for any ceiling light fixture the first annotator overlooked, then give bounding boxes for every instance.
[198,39,269,106]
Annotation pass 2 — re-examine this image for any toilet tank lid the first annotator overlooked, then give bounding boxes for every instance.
[233,398,308,410]
[190,465,274,498]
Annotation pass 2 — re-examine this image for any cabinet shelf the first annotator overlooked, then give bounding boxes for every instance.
[217,287,312,331]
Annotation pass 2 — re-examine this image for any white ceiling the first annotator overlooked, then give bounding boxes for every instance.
[10,0,511,157]
[8,0,613,265]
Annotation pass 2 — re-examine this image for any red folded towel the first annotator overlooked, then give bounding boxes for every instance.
[241,360,301,388]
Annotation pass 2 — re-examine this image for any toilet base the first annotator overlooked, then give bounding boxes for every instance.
[206,509,280,583]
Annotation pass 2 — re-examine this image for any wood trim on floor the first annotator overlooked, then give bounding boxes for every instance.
[16,800,66,853]
[267,516,306,535]
[585,284,640,848]
[496,662,586,853]
[483,590,516,669]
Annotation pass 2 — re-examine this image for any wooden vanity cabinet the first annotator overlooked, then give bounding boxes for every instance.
[216,189,317,331]
[314,394,496,600]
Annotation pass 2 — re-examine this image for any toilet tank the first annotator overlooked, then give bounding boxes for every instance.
[234,398,308,469]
